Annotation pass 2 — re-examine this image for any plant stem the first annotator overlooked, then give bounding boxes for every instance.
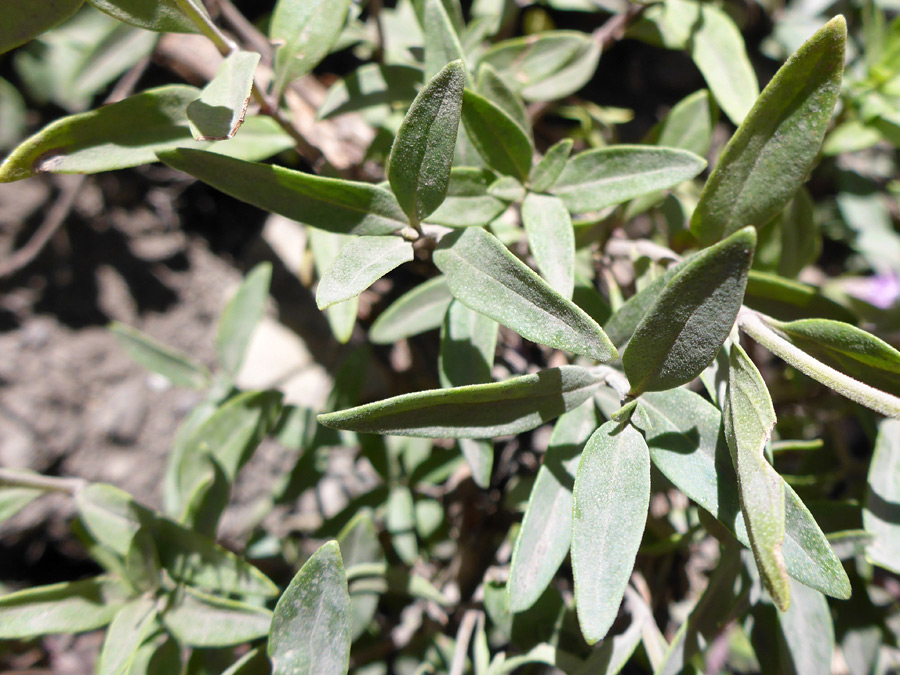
[173,0,236,55]
[738,309,900,419]
[0,469,85,495]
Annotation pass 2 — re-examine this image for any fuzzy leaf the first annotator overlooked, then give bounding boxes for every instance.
[744,270,855,323]
[428,167,507,227]
[522,193,575,299]
[188,51,260,141]
[550,146,706,214]
[338,512,384,641]
[97,597,158,675]
[439,300,498,388]
[725,344,790,610]
[310,229,358,343]
[529,138,573,193]
[389,60,466,226]
[461,88,533,181]
[269,541,351,675]
[87,0,200,32]
[776,581,835,675]
[369,276,453,343]
[270,0,352,97]
[317,236,414,310]
[217,262,272,378]
[418,0,468,81]
[690,17,846,244]
[754,188,819,278]
[162,588,272,648]
[0,0,85,55]
[319,366,604,439]
[318,64,421,120]
[476,63,530,135]
[602,262,683,349]
[863,419,900,574]
[572,421,650,644]
[160,148,408,235]
[433,227,616,361]
[624,227,755,394]
[109,322,210,389]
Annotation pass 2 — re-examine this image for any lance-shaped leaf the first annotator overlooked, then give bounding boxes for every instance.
[369,276,453,344]
[317,236,414,310]
[461,88,533,181]
[439,300,498,389]
[690,17,846,244]
[767,318,900,398]
[418,0,467,81]
[162,587,272,648]
[87,0,202,33]
[0,576,131,638]
[754,188,819,279]
[428,167,507,228]
[530,138,573,193]
[522,193,575,299]
[1,0,84,55]
[508,400,598,613]
[387,485,418,564]
[602,261,684,349]
[776,581,835,674]
[476,63,530,138]
[319,366,604,438]
[310,229,358,343]
[270,0,352,98]
[624,227,755,395]
[159,148,408,235]
[269,541,351,675]
[388,60,465,226]
[97,597,158,675]
[863,419,900,574]
[549,146,706,214]
[434,228,616,361]
[744,270,855,323]
[109,322,210,389]
[217,262,272,378]
[635,389,851,599]
[725,343,790,611]
[572,421,650,644]
[317,63,421,120]
[338,512,384,641]
[187,51,259,141]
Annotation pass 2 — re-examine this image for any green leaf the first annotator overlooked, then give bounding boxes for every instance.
[428,167,507,228]
[109,322,209,389]
[316,236,414,310]
[387,485,419,564]
[476,63,530,135]
[159,148,408,235]
[319,366,604,438]
[87,0,201,33]
[572,421,650,644]
[270,0,352,98]
[602,261,683,349]
[459,439,494,490]
[863,419,900,574]
[522,193,575,299]
[529,138,573,193]
[461,88,532,181]
[754,188,819,279]
[635,389,851,599]
[369,275,453,344]
[439,300,498,388]
[690,17,846,244]
[0,484,43,523]
[0,576,130,638]
[433,227,616,361]
[317,63,421,120]
[744,270,855,323]
[338,511,384,641]
[508,400,598,613]
[0,77,27,151]
[480,31,601,102]
[389,60,466,226]
[187,51,260,141]
[418,0,468,81]
[269,541,351,675]
[624,227,755,395]
[724,344,790,611]
[97,597,158,675]
[767,318,900,398]
[162,587,272,648]
[549,146,706,214]
[309,229,358,344]
[217,263,272,378]
[0,0,84,55]
[776,581,835,674]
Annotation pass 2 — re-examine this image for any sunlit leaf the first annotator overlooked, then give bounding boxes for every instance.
[162,587,271,648]
[0,0,85,55]
[318,63,421,120]
[88,0,201,33]
[522,193,575,299]
[316,236,414,310]
[187,51,260,141]
[863,419,900,574]
[369,276,453,344]
[529,138,573,193]
[217,262,272,378]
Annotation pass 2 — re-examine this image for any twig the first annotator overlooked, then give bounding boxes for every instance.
[212,0,273,61]
[449,609,480,675]
[593,3,648,52]
[370,0,386,64]
[0,468,86,495]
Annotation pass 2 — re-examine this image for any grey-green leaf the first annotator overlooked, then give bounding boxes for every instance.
[217,262,272,378]
[863,419,900,574]
[623,226,755,395]
[109,322,210,389]
[97,597,158,675]
[269,540,351,675]
[475,63,530,137]
[550,146,706,214]
[162,587,272,648]
[187,51,260,141]
[389,60,465,226]
[776,580,835,675]
[461,88,533,181]
[508,400,599,613]
[318,366,604,439]
[428,167,507,228]
[529,138,573,193]
[87,0,201,33]
[270,0,352,98]
[317,236,414,310]
[369,275,453,344]
[418,0,468,81]
[317,63,421,120]
[522,193,575,299]
[433,227,616,361]
[572,421,650,644]
[602,261,684,349]
[159,148,408,235]
[0,576,130,638]
[439,300,498,389]
[725,343,790,610]
[690,17,846,244]
[310,229,358,344]
[0,0,84,55]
